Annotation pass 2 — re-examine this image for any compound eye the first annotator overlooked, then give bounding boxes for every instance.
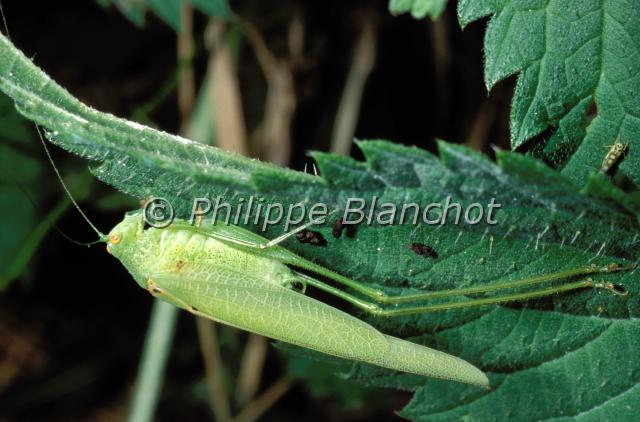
[109,233,122,245]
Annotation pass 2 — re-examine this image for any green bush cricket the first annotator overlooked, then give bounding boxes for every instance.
[35,121,631,390]
[101,210,628,389]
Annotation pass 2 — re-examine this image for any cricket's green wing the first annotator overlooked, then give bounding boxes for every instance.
[151,273,489,387]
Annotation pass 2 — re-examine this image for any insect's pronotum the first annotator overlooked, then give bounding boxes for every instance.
[600,140,628,174]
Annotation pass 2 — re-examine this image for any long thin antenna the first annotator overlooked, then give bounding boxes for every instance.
[0,0,10,39]
[5,170,103,246]
[36,126,106,240]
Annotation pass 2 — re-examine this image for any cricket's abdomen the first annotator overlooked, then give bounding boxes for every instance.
[149,267,489,388]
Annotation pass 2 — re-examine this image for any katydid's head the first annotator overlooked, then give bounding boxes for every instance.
[106,212,144,257]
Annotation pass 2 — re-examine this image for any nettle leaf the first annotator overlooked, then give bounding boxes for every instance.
[389,0,448,20]
[458,0,640,187]
[1,33,640,420]
[97,0,231,30]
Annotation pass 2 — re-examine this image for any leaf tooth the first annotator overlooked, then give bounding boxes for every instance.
[457,0,498,29]
[495,149,574,189]
[437,141,500,178]
[356,140,438,187]
[310,151,383,189]
[357,139,437,166]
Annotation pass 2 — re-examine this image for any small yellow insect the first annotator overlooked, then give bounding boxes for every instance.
[600,140,628,174]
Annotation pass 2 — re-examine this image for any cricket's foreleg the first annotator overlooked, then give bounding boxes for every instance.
[147,278,198,312]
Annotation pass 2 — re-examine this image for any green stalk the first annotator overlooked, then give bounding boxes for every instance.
[127,300,178,422]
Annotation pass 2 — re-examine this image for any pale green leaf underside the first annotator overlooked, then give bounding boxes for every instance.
[458,0,640,187]
[1,33,639,420]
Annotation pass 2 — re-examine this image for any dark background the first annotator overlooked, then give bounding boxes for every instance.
[0,0,513,420]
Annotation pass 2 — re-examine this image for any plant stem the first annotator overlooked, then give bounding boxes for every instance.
[232,377,292,422]
[127,301,178,422]
[196,317,233,421]
[330,9,377,156]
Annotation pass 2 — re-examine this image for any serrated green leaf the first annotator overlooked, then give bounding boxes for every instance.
[457,0,640,187]
[399,317,640,421]
[389,0,448,20]
[1,32,639,420]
